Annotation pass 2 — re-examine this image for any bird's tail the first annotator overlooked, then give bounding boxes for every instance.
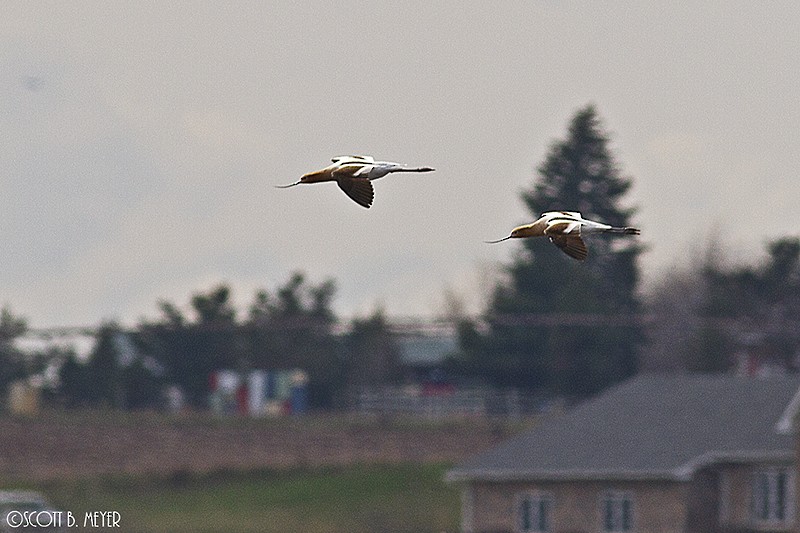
[609,226,640,235]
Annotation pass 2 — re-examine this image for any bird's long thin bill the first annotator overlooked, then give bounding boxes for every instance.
[275,181,301,188]
[484,236,512,244]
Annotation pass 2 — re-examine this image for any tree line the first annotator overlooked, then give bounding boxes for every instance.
[2,274,403,410]
[2,104,798,411]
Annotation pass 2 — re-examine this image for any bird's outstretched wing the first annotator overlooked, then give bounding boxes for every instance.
[337,176,374,208]
[549,235,588,261]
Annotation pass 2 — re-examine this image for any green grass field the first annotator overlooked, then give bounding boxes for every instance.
[34,463,460,533]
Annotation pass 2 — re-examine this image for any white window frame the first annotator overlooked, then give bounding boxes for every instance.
[600,490,634,532]
[515,490,554,533]
[751,466,794,527]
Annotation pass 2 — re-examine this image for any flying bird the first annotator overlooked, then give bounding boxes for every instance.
[276,155,435,208]
[485,211,640,261]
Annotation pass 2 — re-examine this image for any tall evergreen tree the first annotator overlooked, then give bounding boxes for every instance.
[455,105,643,397]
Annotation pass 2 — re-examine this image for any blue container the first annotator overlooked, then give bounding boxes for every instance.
[289,384,308,414]
[265,371,277,400]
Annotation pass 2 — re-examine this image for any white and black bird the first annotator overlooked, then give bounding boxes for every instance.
[276,155,435,208]
[486,211,640,261]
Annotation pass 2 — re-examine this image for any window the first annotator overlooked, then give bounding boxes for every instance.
[752,467,792,524]
[601,491,633,532]
[516,491,553,533]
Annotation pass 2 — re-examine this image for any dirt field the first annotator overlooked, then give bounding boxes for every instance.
[0,411,524,482]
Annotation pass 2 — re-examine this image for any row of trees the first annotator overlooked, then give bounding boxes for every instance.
[645,236,800,374]
[3,104,798,410]
[2,274,403,410]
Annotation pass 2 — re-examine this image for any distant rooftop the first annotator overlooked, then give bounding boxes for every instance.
[398,332,456,366]
[448,374,800,482]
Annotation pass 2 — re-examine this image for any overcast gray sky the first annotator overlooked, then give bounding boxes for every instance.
[3,2,800,327]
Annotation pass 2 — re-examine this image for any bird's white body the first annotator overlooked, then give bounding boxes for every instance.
[329,155,409,180]
[486,211,640,261]
[539,211,614,234]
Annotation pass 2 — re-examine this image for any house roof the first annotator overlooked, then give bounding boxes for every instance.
[398,333,456,366]
[447,374,800,483]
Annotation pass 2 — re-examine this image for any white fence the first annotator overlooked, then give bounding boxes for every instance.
[351,386,551,419]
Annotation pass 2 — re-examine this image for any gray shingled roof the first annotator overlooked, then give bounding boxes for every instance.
[448,374,800,482]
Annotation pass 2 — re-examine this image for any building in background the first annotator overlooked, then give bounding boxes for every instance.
[447,375,800,533]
